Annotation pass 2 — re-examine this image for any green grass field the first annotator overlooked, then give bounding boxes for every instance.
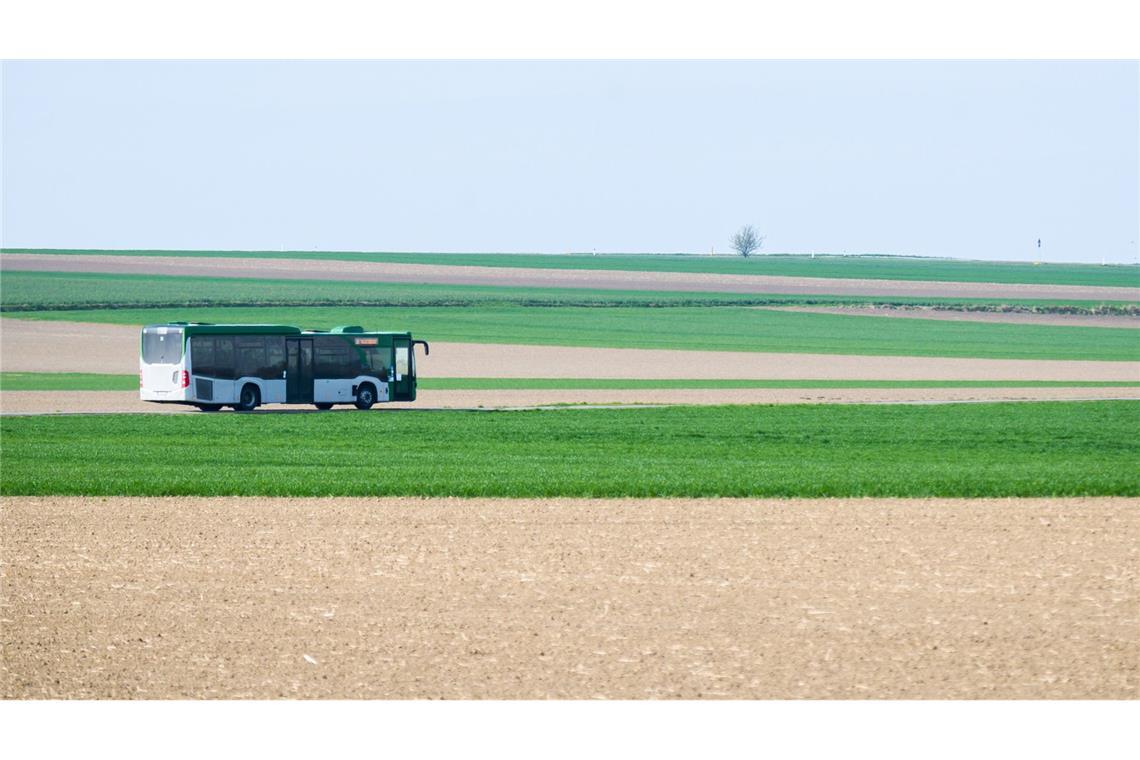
[3,372,1138,392]
[6,249,1138,288]
[2,402,1135,497]
[0,373,138,391]
[11,304,1139,361]
[5,271,1132,312]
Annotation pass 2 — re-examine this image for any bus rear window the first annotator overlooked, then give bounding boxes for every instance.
[142,328,184,364]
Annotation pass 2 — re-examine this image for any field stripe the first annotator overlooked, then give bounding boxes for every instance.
[10,271,1137,313]
[5,372,1140,392]
[6,248,1138,287]
[3,401,1136,496]
[4,319,1139,379]
[8,305,1140,361]
[4,495,1135,699]
[5,253,1138,301]
[4,388,1140,416]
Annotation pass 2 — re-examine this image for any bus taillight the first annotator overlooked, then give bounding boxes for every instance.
[178,370,190,388]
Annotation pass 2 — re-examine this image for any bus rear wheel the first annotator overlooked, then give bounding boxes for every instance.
[197,404,223,412]
[314,403,334,410]
[354,383,377,410]
[234,384,260,412]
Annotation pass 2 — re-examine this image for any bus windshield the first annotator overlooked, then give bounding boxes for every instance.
[142,327,184,364]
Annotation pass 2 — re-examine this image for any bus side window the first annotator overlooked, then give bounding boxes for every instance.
[266,337,286,378]
[353,344,381,375]
[214,337,235,380]
[366,346,387,376]
[192,336,215,376]
[236,336,268,379]
[315,336,353,379]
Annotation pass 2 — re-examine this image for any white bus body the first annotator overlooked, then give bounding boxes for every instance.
[139,323,424,411]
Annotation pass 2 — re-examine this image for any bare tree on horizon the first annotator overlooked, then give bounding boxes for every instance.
[731,225,765,258]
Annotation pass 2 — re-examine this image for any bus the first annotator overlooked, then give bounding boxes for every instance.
[139,323,429,411]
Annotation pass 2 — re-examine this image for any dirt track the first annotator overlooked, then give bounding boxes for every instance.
[2,496,1135,699]
[4,318,1138,381]
[5,252,1139,301]
[4,386,1140,415]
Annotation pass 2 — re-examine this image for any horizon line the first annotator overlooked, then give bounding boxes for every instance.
[3,247,1137,268]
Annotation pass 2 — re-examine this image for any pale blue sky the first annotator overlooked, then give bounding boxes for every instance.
[3,60,1137,262]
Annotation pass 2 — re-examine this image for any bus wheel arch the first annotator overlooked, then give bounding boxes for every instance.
[355,382,377,410]
[235,383,261,411]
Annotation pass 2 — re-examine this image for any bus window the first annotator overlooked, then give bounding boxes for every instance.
[395,346,409,379]
[214,337,235,379]
[236,336,268,378]
[355,345,387,376]
[191,336,215,376]
[373,348,388,376]
[266,337,286,378]
[142,327,183,364]
[315,336,353,379]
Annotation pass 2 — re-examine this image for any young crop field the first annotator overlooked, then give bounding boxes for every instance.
[2,401,1136,497]
[0,372,138,391]
[5,270,1132,312]
[6,248,1139,288]
[3,372,1139,392]
[11,304,1139,360]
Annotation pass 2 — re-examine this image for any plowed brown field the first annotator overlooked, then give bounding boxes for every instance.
[3,318,1138,381]
[2,496,1136,699]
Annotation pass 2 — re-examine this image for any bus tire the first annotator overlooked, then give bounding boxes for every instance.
[354,383,377,410]
[197,404,223,412]
[314,403,334,410]
[235,384,260,412]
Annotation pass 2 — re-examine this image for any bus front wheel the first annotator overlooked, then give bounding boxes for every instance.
[235,384,260,412]
[314,403,334,410]
[355,383,376,410]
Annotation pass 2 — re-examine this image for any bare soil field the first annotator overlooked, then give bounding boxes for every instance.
[4,386,1140,416]
[1,318,141,373]
[2,496,1135,699]
[4,318,1138,382]
[5,252,1139,301]
[764,305,1140,328]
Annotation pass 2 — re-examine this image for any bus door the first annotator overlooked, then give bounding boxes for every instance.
[286,338,314,403]
[391,336,415,401]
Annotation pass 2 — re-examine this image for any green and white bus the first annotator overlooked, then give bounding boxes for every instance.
[140,323,429,411]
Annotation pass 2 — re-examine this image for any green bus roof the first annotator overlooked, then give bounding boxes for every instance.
[146,323,302,336]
